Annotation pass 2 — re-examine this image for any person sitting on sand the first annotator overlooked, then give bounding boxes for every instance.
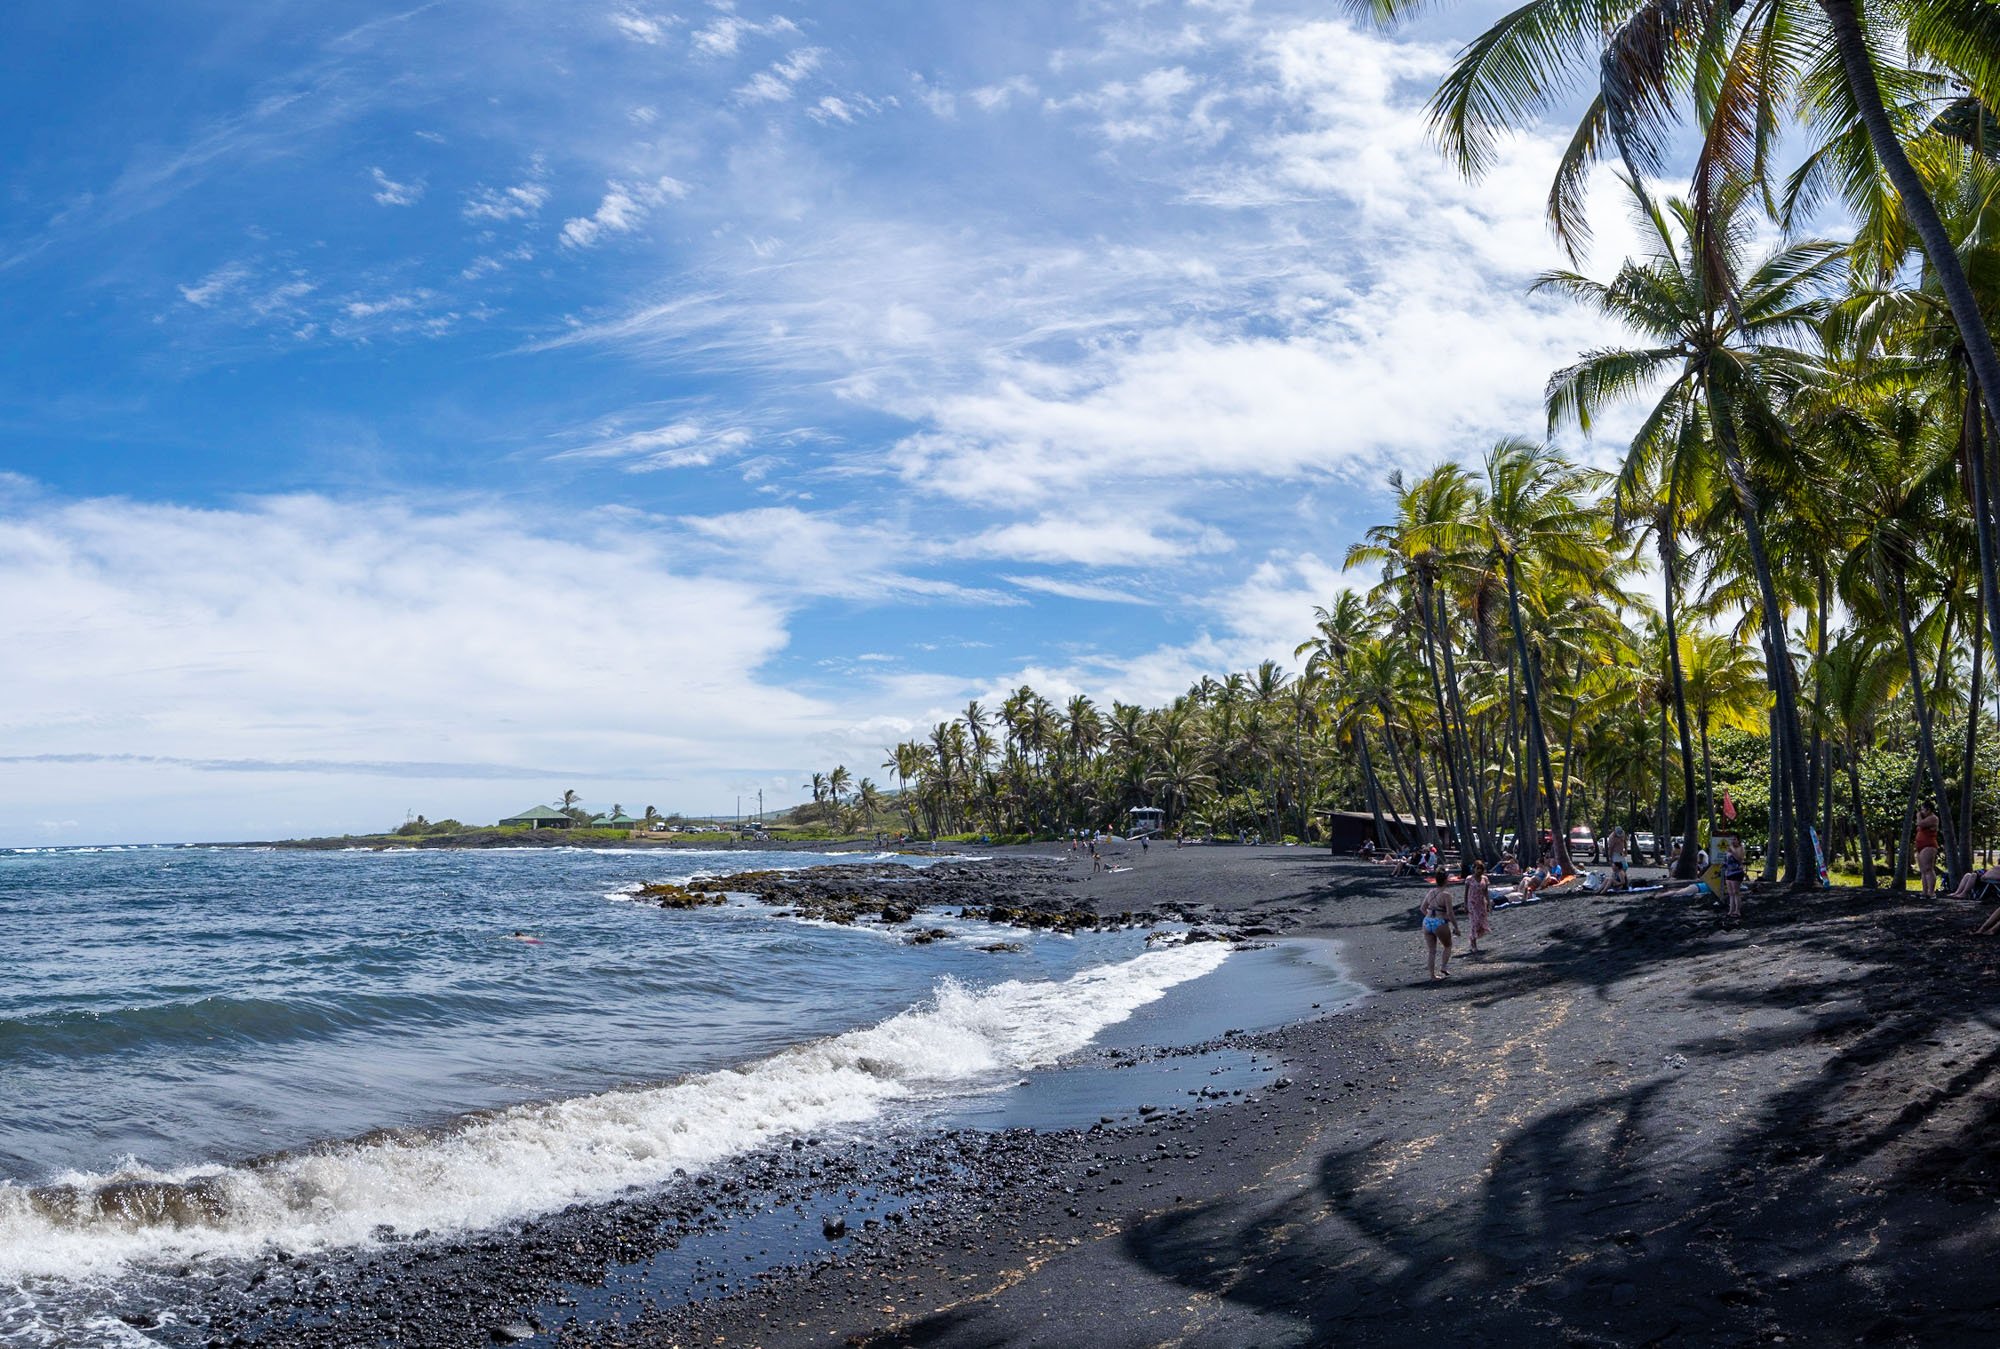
[1606,827,1630,891]
[1420,870,1458,978]
[1464,860,1491,953]
[1496,852,1522,877]
[1359,840,1377,859]
[1518,863,1550,899]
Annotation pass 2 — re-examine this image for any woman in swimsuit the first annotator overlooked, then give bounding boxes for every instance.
[1914,804,1941,899]
[1421,870,1458,979]
[1720,836,1747,920]
[1463,860,1491,953]
[1606,827,1629,892]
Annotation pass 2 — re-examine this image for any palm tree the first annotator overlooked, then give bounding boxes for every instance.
[1682,630,1769,833]
[1474,438,1615,863]
[1347,466,1490,861]
[1539,181,1837,883]
[1356,0,2000,467]
[1817,630,1901,885]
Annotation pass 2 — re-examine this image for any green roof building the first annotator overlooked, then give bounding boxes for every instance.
[500,805,574,829]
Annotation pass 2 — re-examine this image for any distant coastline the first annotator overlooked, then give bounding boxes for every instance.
[241,828,938,853]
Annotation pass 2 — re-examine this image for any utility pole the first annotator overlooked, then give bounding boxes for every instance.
[736,796,741,830]
[757,789,763,825]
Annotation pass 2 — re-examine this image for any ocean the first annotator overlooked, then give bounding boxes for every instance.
[0,845,1347,1346]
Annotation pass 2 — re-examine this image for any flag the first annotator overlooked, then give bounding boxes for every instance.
[1721,789,1737,821]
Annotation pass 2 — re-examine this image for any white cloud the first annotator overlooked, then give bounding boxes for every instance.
[560,176,690,249]
[692,13,798,56]
[369,166,423,206]
[676,507,1017,606]
[462,162,550,221]
[808,94,890,125]
[970,76,1038,111]
[0,492,836,842]
[1002,574,1158,605]
[736,47,825,103]
[178,262,253,306]
[551,418,753,469]
[460,244,535,281]
[609,7,676,44]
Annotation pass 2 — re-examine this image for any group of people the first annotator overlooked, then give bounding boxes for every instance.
[1386,820,1765,981]
[1911,802,2000,933]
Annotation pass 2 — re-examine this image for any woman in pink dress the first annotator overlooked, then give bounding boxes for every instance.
[1464,860,1492,953]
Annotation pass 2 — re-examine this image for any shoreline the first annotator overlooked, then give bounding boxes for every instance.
[105,847,2000,1345]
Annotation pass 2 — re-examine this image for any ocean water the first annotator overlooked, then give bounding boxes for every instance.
[0,845,1285,1346]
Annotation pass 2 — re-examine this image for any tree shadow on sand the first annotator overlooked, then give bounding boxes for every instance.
[1109,868,2000,1345]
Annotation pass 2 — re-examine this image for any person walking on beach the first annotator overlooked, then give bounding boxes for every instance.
[1463,860,1491,953]
[1421,870,1458,979]
[1914,803,1941,899]
[1606,827,1629,892]
[1720,834,1747,921]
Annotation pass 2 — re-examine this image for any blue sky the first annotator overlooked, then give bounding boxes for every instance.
[0,0,1638,843]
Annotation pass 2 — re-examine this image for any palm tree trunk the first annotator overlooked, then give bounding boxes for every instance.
[1505,557,1556,864]
[1377,709,1423,839]
[1418,576,1479,861]
[1660,525,1702,878]
[1709,391,1816,885]
[1657,700,1671,864]
[1820,0,2000,451]
[1847,744,1877,889]
[1894,759,1919,891]
[1700,714,1716,836]
[1958,608,1984,875]
[1764,702,1784,883]
[1357,726,1392,849]
[1431,582,1491,860]
[1891,571,1958,867]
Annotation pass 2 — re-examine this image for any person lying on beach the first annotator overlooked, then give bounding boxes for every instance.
[1420,871,1457,978]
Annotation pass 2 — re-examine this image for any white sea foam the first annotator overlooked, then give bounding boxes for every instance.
[0,943,1229,1292]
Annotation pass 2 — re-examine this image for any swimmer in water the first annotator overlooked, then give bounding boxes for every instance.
[508,930,543,944]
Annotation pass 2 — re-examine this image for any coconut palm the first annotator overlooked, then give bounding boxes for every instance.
[1539,180,1838,883]
[1682,630,1770,831]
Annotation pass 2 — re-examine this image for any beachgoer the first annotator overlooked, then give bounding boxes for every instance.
[1915,803,1941,899]
[1606,827,1629,892]
[1946,862,2000,900]
[1464,860,1491,953]
[1420,871,1457,979]
[1720,835,1747,920]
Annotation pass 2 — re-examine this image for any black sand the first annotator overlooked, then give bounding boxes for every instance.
[191,846,2000,1348]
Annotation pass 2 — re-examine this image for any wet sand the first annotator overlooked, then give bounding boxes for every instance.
[199,845,2000,1347]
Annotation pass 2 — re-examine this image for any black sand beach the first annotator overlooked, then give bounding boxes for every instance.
[196,846,2000,1348]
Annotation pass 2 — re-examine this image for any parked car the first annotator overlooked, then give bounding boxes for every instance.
[1632,830,1658,862]
[1568,824,1599,862]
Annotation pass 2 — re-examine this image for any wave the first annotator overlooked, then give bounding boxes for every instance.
[0,942,1230,1285]
[0,990,510,1060]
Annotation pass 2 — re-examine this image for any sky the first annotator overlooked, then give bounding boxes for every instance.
[0,0,1647,844]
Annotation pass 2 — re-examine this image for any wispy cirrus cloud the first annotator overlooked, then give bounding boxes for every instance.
[462,162,551,222]
[560,176,689,248]
[609,7,679,45]
[368,165,423,205]
[736,47,825,103]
